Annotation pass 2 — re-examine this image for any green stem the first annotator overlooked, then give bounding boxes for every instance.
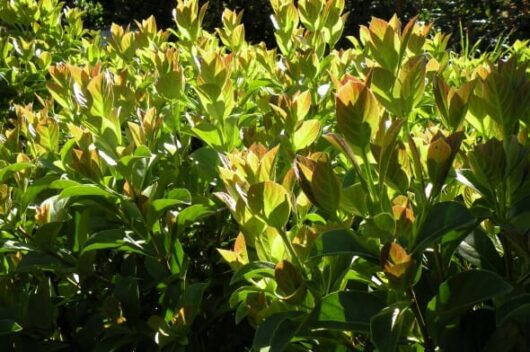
[407,288,434,352]
[433,243,445,283]
[499,231,513,281]
[279,229,304,270]
[361,150,378,212]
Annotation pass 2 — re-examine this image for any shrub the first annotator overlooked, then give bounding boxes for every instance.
[0,0,529,351]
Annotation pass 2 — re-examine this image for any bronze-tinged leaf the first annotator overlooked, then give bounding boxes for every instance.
[392,195,415,222]
[35,202,51,225]
[233,232,248,263]
[427,132,464,197]
[433,76,451,125]
[372,118,406,191]
[428,137,451,164]
[293,226,318,252]
[294,155,318,206]
[282,168,297,193]
[87,73,114,118]
[380,242,416,290]
[127,122,144,147]
[274,260,307,303]
[398,55,427,115]
[275,260,301,295]
[434,76,475,131]
[368,17,389,40]
[392,195,415,242]
[294,154,340,216]
[217,233,248,271]
[311,157,341,216]
[380,242,411,267]
[257,145,280,182]
[335,78,380,154]
[292,90,312,123]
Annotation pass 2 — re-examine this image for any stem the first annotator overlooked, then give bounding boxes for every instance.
[279,229,304,270]
[433,244,445,283]
[361,150,378,212]
[407,288,434,352]
[499,231,513,281]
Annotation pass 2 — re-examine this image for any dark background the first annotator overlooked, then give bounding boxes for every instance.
[67,0,530,49]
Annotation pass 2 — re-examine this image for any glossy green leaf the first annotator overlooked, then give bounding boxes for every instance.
[253,311,306,352]
[370,302,410,352]
[60,185,116,199]
[413,201,476,254]
[309,229,377,260]
[176,203,215,231]
[426,270,513,339]
[456,230,503,272]
[230,261,276,285]
[81,229,146,254]
[310,291,385,331]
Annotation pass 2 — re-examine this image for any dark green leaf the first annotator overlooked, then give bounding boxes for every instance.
[413,201,476,254]
[81,229,146,254]
[309,229,377,260]
[310,291,385,332]
[426,270,513,339]
[370,302,410,352]
[253,311,306,351]
[0,320,22,335]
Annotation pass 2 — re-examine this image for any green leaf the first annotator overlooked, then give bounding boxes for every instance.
[167,188,192,204]
[253,311,306,352]
[456,230,503,272]
[310,291,385,332]
[0,162,35,183]
[150,199,186,212]
[26,278,54,331]
[370,302,410,352]
[496,294,530,327]
[309,229,377,260]
[191,122,224,149]
[413,201,476,254]
[60,185,116,199]
[247,181,291,229]
[176,203,215,232]
[0,320,22,335]
[426,270,513,339]
[293,119,320,151]
[181,282,209,324]
[81,230,146,254]
[114,276,140,321]
[49,179,81,190]
[230,261,275,285]
[229,286,275,309]
[362,213,396,242]
[87,73,114,119]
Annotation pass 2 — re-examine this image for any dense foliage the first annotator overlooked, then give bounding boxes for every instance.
[1,0,530,351]
[70,0,530,49]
